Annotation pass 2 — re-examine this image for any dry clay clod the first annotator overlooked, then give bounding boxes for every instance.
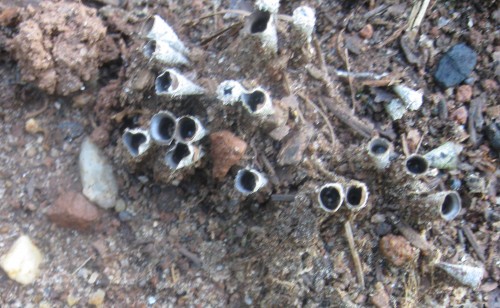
[235,168,268,195]
[155,69,205,97]
[142,15,188,55]
[150,110,177,145]
[122,128,152,158]
[210,130,248,180]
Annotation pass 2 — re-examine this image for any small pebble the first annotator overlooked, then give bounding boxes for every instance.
[456,85,472,102]
[451,106,468,125]
[485,122,500,153]
[147,296,157,305]
[25,118,42,134]
[481,79,498,92]
[88,289,105,307]
[359,24,374,39]
[67,294,80,307]
[434,43,477,88]
[114,199,126,212]
[79,138,118,209]
[118,211,133,222]
[0,235,43,285]
[88,272,99,284]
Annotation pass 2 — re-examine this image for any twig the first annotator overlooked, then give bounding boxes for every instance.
[363,4,388,19]
[176,245,202,267]
[343,48,357,112]
[271,194,296,202]
[401,133,410,157]
[320,97,374,139]
[360,78,401,87]
[415,130,426,154]
[184,9,250,26]
[376,24,406,48]
[407,0,431,31]
[312,36,328,74]
[344,220,365,289]
[259,152,279,186]
[311,36,336,98]
[297,92,336,145]
[201,22,243,45]
[24,99,49,119]
[462,225,486,262]
[335,70,389,80]
[72,256,92,275]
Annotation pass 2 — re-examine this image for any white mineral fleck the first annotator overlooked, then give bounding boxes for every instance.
[0,235,43,285]
[79,138,118,209]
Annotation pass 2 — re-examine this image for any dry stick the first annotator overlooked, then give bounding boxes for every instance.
[24,99,49,119]
[72,256,92,275]
[393,219,433,252]
[320,97,373,139]
[297,92,336,145]
[201,22,243,45]
[259,152,279,186]
[376,24,407,48]
[176,245,202,267]
[343,48,357,112]
[415,129,426,154]
[462,225,486,262]
[344,220,365,289]
[401,133,410,157]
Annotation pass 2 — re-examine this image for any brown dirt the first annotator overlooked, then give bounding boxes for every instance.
[0,0,498,307]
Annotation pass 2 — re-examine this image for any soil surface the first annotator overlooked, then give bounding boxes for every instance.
[0,0,499,307]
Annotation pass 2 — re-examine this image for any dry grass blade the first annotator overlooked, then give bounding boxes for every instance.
[297,92,337,145]
[344,220,365,289]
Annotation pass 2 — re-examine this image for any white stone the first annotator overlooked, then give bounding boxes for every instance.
[79,138,118,209]
[0,235,43,285]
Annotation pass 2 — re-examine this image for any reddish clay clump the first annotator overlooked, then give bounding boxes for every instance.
[46,191,101,231]
[210,130,247,180]
[379,234,417,267]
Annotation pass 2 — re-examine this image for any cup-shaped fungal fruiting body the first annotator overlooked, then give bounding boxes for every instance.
[255,0,280,14]
[165,142,204,170]
[122,128,152,158]
[143,40,189,66]
[142,15,188,55]
[424,191,462,221]
[393,84,423,111]
[241,88,274,116]
[292,6,316,45]
[434,262,484,289]
[244,10,278,55]
[175,115,206,144]
[367,137,393,170]
[404,154,429,177]
[155,69,205,97]
[150,110,177,145]
[216,80,246,106]
[344,181,369,211]
[424,142,463,170]
[317,183,344,213]
[234,168,268,195]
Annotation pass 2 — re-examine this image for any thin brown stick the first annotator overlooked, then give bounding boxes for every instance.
[344,220,365,289]
[415,129,426,154]
[259,152,279,186]
[343,48,357,112]
[24,99,49,119]
[176,245,202,267]
[297,92,336,145]
[462,225,486,262]
[320,97,374,139]
[393,219,433,252]
[201,22,243,45]
[401,133,410,157]
[376,24,407,48]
